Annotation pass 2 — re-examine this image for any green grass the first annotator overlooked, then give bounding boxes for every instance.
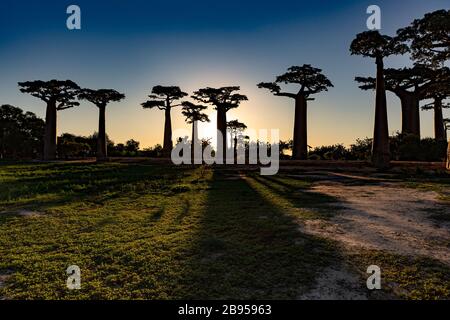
[0,162,338,299]
[348,250,450,300]
[0,162,449,299]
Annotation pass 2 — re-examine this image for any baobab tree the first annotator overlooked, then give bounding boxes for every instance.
[227,120,247,161]
[257,65,333,160]
[192,87,247,162]
[181,101,210,162]
[141,86,188,156]
[18,80,80,160]
[78,89,125,160]
[350,31,407,168]
[355,65,436,137]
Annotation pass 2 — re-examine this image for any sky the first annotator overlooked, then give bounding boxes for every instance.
[0,0,449,148]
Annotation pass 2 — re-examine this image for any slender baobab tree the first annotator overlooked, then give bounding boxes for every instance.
[227,120,247,161]
[350,31,407,168]
[141,86,188,156]
[355,65,435,137]
[18,80,80,160]
[181,101,210,162]
[78,89,125,160]
[192,87,247,162]
[258,65,333,160]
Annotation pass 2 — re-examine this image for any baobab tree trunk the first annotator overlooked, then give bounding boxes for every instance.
[43,100,57,160]
[372,57,390,168]
[97,106,107,160]
[433,98,446,141]
[163,107,172,157]
[409,97,421,138]
[293,95,307,160]
[217,107,227,163]
[398,93,412,134]
[400,100,410,134]
[398,93,420,137]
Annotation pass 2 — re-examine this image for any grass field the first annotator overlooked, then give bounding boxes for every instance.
[0,161,449,299]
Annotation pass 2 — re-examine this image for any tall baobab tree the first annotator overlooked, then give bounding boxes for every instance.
[192,87,247,162]
[227,120,247,162]
[355,65,435,137]
[350,31,407,168]
[397,10,450,169]
[141,86,188,156]
[18,80,80,160]
[421,72,450,141]
[181,101,210,162]
[257,65,333,160]
[78,89,125,160]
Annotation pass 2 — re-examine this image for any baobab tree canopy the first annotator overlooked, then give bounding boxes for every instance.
[397,9,450,65]
[141,85,188,110]
[227,120,247,132]
[78,89,125,107]
[350,31,408,60]
[355,66,435,94]
[18,80,80,109]
[421,68,450,101]
[192,86,248,111]
[258,64,333,99]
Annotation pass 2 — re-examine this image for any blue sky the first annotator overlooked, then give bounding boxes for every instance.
[0,0,449,147]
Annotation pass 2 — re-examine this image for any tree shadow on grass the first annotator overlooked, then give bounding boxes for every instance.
[176,169,339,299]
[0,162,193,219]
[249,174,342,219]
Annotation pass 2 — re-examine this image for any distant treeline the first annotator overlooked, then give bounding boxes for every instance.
[307,135,447,162]
[1,104,446,162]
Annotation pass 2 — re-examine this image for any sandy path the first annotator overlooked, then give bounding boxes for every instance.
[299,178,450,265]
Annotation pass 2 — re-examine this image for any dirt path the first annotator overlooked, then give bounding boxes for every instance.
[299,178,450,265]
[291,172,450,299]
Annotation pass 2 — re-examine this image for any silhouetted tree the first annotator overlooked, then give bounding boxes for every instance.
[227,119,247,161]
[421,70,450,141]
[355,65,437,137]
[141,86,188,156]
[192,87,247,162]
[18,80,80,160]
[258,65,333,160]
[350,31,407,168]
[181,101,210,162]
[397,10,450,67]
[397,10,450,168]
[0,104,45,159]
[78,89,125,160]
